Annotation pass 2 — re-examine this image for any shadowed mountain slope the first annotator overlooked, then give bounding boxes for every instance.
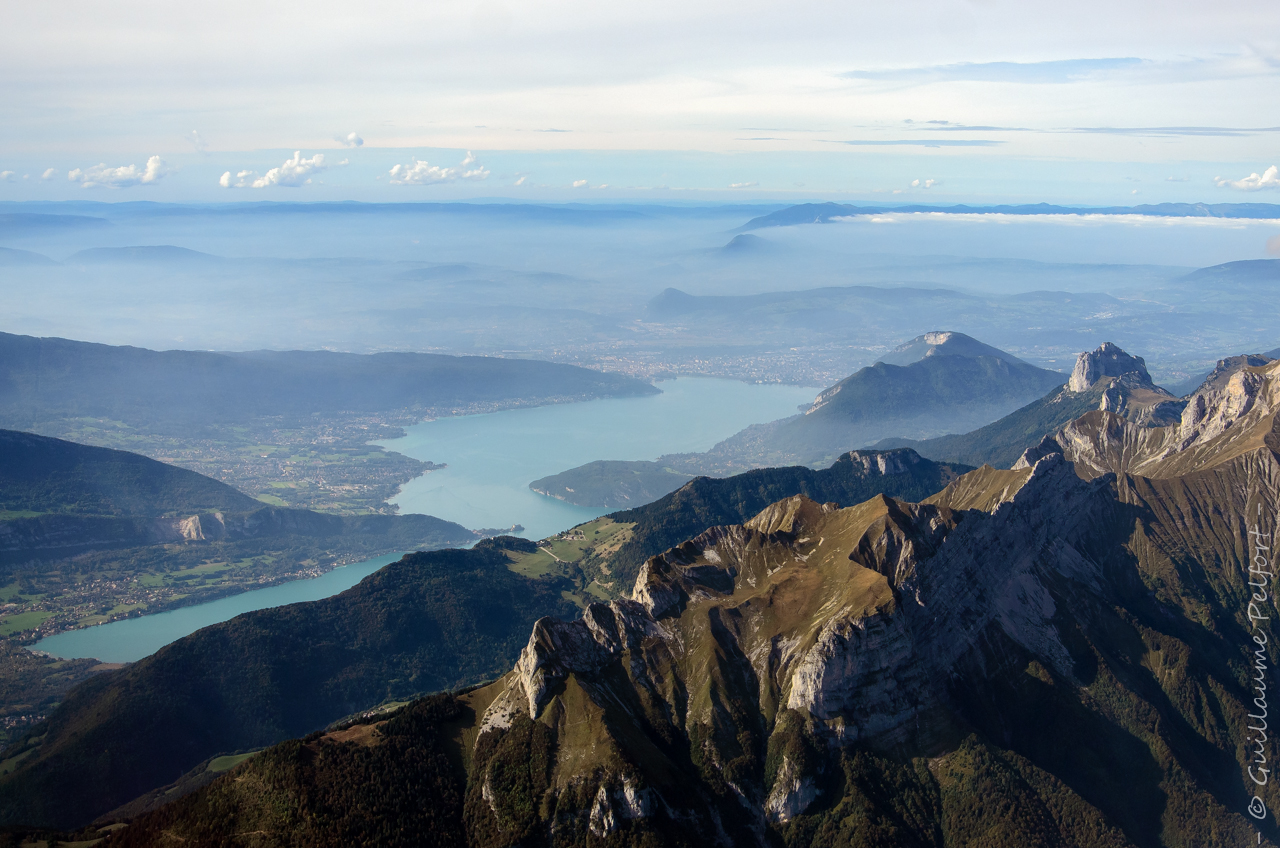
[0,430,475,564]
[687,331,1065,471]
[875,341,1185,468]
[0,332,658,433]
[0,538,578,830]
[108,359,1280,847]
[0,429,258,518]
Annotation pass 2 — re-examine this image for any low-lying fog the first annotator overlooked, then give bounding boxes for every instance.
[2,201,1278,387]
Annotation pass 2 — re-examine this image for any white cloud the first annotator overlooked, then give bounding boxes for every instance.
[572,179,588,188]
[187,130,207,152]
[387,152,489,185]
[41,168,57,180]
[0,171,13,182]
[341,132,364,148]
[222,151,332,188]
[67,155,166,188]
[910,178,939,188]
[729,181,758,188]
[513,176,527,186]
[1215,165,1279,190]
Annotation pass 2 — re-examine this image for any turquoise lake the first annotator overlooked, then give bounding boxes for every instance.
[36,553,403,664]
[377,376,816,540]
[35,377,815,662]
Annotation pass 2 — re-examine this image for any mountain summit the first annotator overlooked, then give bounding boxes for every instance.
[876,341,1189,466]
[876,330,1027,367]
[691,332,1065,470]
[1067,340,1151,391]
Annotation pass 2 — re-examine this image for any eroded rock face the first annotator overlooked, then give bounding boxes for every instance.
[1053,358,1280,479]
[844,448,923,476]
[464,363,1280,846]
[473,447,1129,840]
[1069,341,1153,392]
[764,756,819,824]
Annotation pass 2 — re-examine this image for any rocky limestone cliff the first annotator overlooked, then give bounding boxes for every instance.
[1068,341,1152,392]
[113,349,1280,847]
[449,352,1280,847]
[1055,357,1280,479]
[1060,342,1185,427]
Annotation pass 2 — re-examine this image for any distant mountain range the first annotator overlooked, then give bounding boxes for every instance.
[81,350,1280,847]
[0,332,657,435]
[875,342,1278,467]
[740,201,1280,230]
[535,332,1064,507]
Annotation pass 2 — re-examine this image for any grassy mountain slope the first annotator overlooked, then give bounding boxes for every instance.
[0,331,657,432]
[104,400,1280,846]
[576,449,970,595]
[0,429,259,518]
[0,538,577,829]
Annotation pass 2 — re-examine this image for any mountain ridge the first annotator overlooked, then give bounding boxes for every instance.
[101,358,1280,845]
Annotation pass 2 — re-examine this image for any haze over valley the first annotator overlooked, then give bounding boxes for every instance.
[4,0,1280,842]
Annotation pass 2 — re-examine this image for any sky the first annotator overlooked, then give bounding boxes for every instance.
[1,0,1279,204]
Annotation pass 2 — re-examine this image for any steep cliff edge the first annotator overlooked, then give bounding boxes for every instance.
[449,357,1280,847]
[95,357,1280,847]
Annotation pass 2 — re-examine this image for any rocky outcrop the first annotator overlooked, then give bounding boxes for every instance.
[1054,357,1280,478]
[457,350,1280,847]
[470,443,1141,842]
[1068,341,1152,392]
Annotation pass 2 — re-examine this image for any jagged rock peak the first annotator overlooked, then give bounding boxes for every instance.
[1013,435,1064,470]
[1068,342,1152,392]
[1194,353,1276,396]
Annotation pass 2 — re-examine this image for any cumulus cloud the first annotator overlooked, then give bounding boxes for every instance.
[1215,165,1279,190]
[513,176,527,186]
[0,171,13,182]
[572,179,588,188]
[67,155,166,188]
[341,132,363,148]
[910,178,939,188]
[221,151,335,188]
[387,151,489,185]
[41,168,57,180]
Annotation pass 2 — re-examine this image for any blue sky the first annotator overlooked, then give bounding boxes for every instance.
[2,0,1278,204]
